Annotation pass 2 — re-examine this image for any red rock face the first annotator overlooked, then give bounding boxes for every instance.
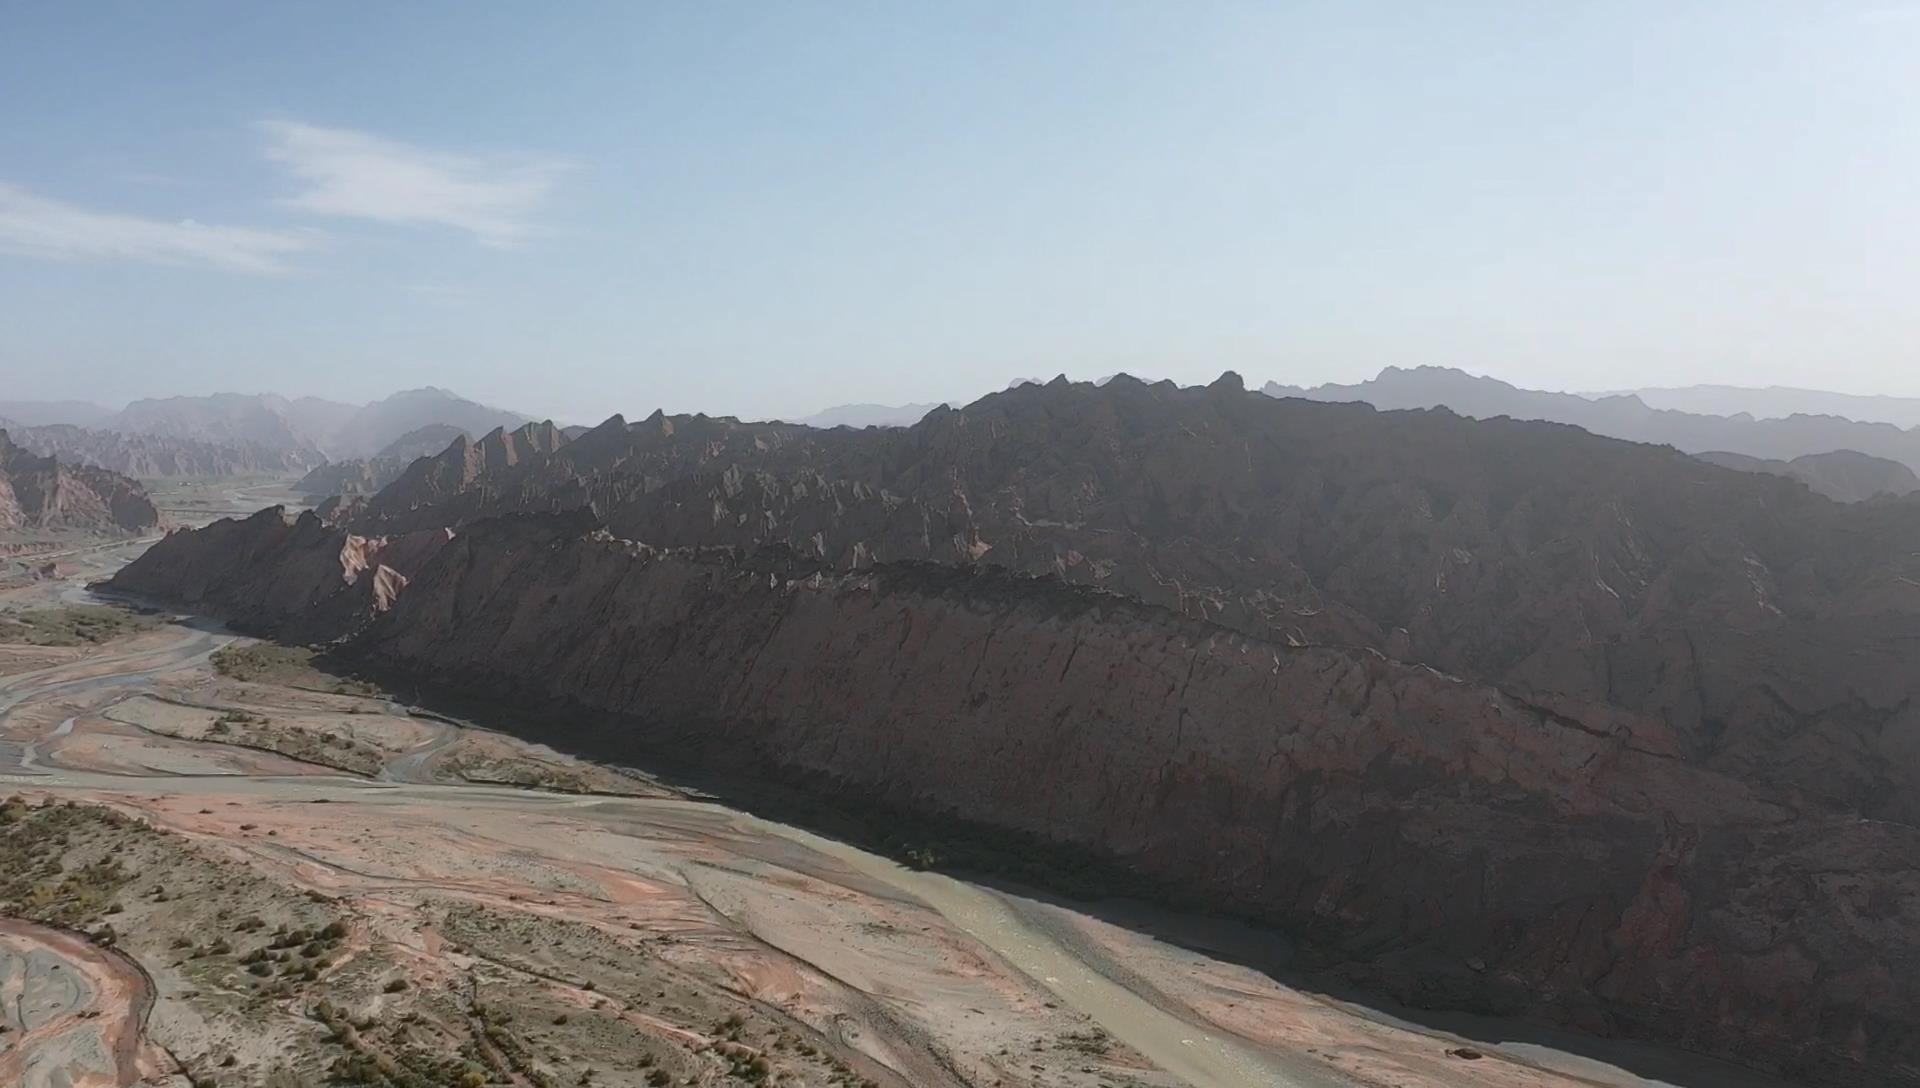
[105,380,1920,1085]
[0,429,160,534]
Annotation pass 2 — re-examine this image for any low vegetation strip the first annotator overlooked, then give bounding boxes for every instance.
[211,642,381,697]
[0,603,158,646]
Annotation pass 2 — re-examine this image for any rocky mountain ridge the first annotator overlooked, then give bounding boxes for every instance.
[344,377,1920,827]
[105,376,1920,1084]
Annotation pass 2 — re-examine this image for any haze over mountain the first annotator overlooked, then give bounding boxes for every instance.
[1600,385,1920,430]
[0,400,116,429]
[320,388,528,460]
[0,387,529,478]
[1268,366,1920,476]
[291,423,479,498]
[105,387,526,460]
[1695,449,1920,503]
[792,402,946,429]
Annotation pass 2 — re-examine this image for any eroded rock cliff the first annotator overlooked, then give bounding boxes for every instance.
[0,429,160,535]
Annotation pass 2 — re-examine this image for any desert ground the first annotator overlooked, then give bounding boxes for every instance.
[0,480,1793,1088]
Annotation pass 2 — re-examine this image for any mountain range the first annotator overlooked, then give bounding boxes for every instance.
[1265,366,1920,475]
[0,387,528,478]
[113,374,1920,1086]
[1598,383,1920,429]
[1694,448,1920,502]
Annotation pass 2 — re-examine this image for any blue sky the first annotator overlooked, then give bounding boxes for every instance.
[5,2,1920,422]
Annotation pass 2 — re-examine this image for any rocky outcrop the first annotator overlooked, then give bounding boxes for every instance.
[108,505,447,640]
[1696,448,1920,502]
[0,430,159,535]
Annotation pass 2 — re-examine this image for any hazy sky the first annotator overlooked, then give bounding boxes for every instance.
[6,2,1920,422]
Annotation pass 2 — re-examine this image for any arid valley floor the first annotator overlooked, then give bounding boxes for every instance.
[0,482,1794,1088]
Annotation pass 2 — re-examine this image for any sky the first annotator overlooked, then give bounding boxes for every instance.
[6,2,1920,423]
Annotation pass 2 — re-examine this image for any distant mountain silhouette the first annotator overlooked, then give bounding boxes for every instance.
[1695,449,1920,502]
[95,388,527,461]
[0,400,115,428]
[323,388,527,459]
[1265,366,1920,472]
[1599,384,1920,429]
[111,393,328,454]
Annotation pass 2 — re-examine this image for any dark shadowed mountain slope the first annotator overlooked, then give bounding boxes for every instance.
[1267,365,1920,471]
[112,495,1920,1086]
[336,376,1920,821]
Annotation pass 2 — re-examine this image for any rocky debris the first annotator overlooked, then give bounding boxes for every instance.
[0,429,160,534]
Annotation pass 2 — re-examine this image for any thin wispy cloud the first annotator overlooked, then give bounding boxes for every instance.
[261,121,570,247]
[0,182,315,274]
